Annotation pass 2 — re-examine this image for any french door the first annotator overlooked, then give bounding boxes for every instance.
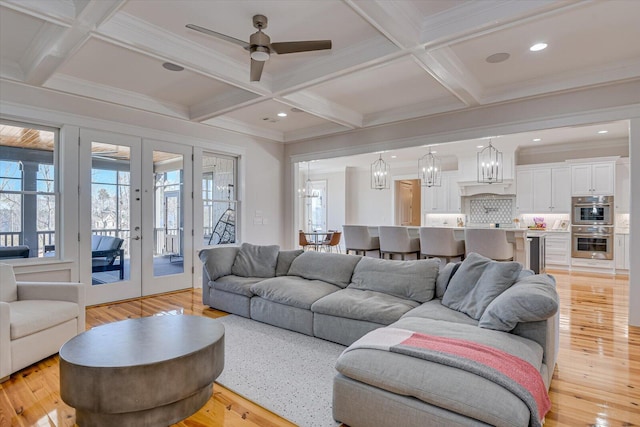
[80,130,193,305]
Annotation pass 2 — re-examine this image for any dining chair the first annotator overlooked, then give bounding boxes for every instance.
[419,227,465,264]
[299,230,314,251]
[324,231,342,253]
[464,228,514,261]
[342,225,380,256]
[378,226,421,260]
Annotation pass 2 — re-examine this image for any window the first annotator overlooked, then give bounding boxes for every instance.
[202,154,237,245]
[0,121,58,258]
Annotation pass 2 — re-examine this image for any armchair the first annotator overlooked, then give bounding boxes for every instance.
[0,263,85,382]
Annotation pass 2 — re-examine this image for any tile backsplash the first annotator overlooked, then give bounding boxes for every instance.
[469,197,514,225]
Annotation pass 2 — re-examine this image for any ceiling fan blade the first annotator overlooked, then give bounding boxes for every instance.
[186,24,250,49]
[250,59,265,82]
[270,40,332,55]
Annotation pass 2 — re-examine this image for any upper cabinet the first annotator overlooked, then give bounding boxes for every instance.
[571,162,615,195]
[516,165,570,213]
[615,158,630,213]
[423,171,460,213]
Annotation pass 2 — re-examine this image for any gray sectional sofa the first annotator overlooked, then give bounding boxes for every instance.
[200,244,560,427]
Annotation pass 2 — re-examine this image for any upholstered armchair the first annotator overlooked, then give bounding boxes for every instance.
[464,229,514,261]
[378,226,421,260]
[0,263,85,382]
[342,225,380,256]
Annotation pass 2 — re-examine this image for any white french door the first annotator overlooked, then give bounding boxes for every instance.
[80,130,193,305]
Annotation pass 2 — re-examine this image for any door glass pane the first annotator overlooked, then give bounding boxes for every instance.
[203,154,236,245]
[153,151,184,276]
[91,143,130,285]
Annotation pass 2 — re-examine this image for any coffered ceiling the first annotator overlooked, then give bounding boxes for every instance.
[1,0,639,144]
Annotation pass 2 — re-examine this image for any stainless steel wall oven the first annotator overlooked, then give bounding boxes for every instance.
[571,226,614,260]
[572,196,613,225]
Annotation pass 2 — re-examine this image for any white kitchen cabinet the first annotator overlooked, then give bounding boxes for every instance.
[615,158,630,213]
[423,172,460,213]
[571,162,615,195]
[615,234,630,271]
[516,165,570,213]
[545,233,570,267]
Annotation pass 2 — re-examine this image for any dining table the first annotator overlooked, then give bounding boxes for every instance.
[304,231,332,250]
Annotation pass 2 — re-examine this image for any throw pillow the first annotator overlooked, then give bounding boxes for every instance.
[348,257,440,303]
[275,249,304,276]
[435,261,461,299]
[478,274,559,331]
[442,252,522,320]
[288,251,362,288]
[230,243,280,278]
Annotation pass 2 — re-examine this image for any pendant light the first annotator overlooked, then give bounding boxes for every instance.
[298,162,319,198]
[418,147,441,187]
[477,140,503,184]
[371,153,390,190]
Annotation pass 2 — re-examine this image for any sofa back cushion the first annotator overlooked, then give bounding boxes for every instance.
[275,249,304,276]
[348,257,439,303]
[231,243,280,278]
[200,246,240,281]
[287,251,361,288]
[478,273,559,331]
[0,263,17,302]
[442,252,522,320]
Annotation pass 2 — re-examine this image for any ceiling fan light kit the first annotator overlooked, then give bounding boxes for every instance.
[186,14,332,82]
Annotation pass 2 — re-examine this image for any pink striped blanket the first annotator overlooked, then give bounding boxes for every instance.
[344,327,551,427]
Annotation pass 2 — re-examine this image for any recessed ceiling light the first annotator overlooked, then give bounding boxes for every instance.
[597,130,608,134]
[290,107,303,113]
[486,52,510,64]
[162,62,184,71]
[391,155,397,159]
[476,145,484,149]
[529,43,547,52]
[277,112,287,117]
[533,138,542,142]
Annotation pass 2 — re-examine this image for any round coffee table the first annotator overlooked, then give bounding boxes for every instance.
[60,315,224,426]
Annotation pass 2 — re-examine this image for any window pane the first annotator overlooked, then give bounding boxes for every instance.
[0,122,57,258]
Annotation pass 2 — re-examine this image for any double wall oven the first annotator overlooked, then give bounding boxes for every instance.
[571,196,614,260]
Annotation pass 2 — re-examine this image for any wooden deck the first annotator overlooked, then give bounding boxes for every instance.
[0,270,638,426]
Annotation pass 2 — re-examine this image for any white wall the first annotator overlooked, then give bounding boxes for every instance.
[629,118,639,327]
[1,80,285,283]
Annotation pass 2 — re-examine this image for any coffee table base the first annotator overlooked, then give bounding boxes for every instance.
[75,384,212,427]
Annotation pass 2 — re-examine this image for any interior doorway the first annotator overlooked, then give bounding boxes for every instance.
[395,179,421,226]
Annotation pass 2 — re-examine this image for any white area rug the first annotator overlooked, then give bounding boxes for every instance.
[215,315,345,427]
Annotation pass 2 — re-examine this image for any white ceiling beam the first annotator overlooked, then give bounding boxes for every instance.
[18,0,127,86]
[279,91,363,129]
[413,48,483,107]
[202,116,284,142]
[343,0,422,49]
[1,0,76,26]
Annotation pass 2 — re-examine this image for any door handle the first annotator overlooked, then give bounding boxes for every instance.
[131,236,141,240]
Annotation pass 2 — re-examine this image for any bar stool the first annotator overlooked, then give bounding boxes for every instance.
[419,227,465,264]
[342,225,380,256]
[378,226,420,260]
[464,228,514,261]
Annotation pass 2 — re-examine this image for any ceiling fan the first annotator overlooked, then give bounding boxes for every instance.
[186,14,332,82]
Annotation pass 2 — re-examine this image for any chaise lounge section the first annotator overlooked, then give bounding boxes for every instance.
[199,244,559,426]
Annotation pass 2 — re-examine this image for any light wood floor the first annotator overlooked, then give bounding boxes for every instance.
[0,270,638,426]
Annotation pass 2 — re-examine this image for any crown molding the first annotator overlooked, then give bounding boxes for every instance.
[363,95,465,128]
[1,0,75,27]
[284,122,349,143]
[44,74,190,119]
[189,90,263,122]
[202,116,284,142]
[517,137,629,157]
[280,91,362,129]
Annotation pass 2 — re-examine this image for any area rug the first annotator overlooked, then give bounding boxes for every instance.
[215,315,345,427]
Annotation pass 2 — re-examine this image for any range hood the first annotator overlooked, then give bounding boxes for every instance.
[457,180,515,196]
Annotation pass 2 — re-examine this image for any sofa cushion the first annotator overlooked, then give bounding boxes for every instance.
[479,274,559,332]
[348,257,439,303]
[401,299,478,326]
[442,252,522,320]
[275,249,304,276]
[9,300,79,339]
[200,246,239,281]
[231,243,280,278]
[311,289,419,325]
[0,263,18,302]
[287,251,361,288]
[213,275,265,297]
[336,317,543,427]
[435,261,461,299]
[250,276,341,310]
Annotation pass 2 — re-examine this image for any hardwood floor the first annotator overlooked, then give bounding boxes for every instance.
[0,271,638,426]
